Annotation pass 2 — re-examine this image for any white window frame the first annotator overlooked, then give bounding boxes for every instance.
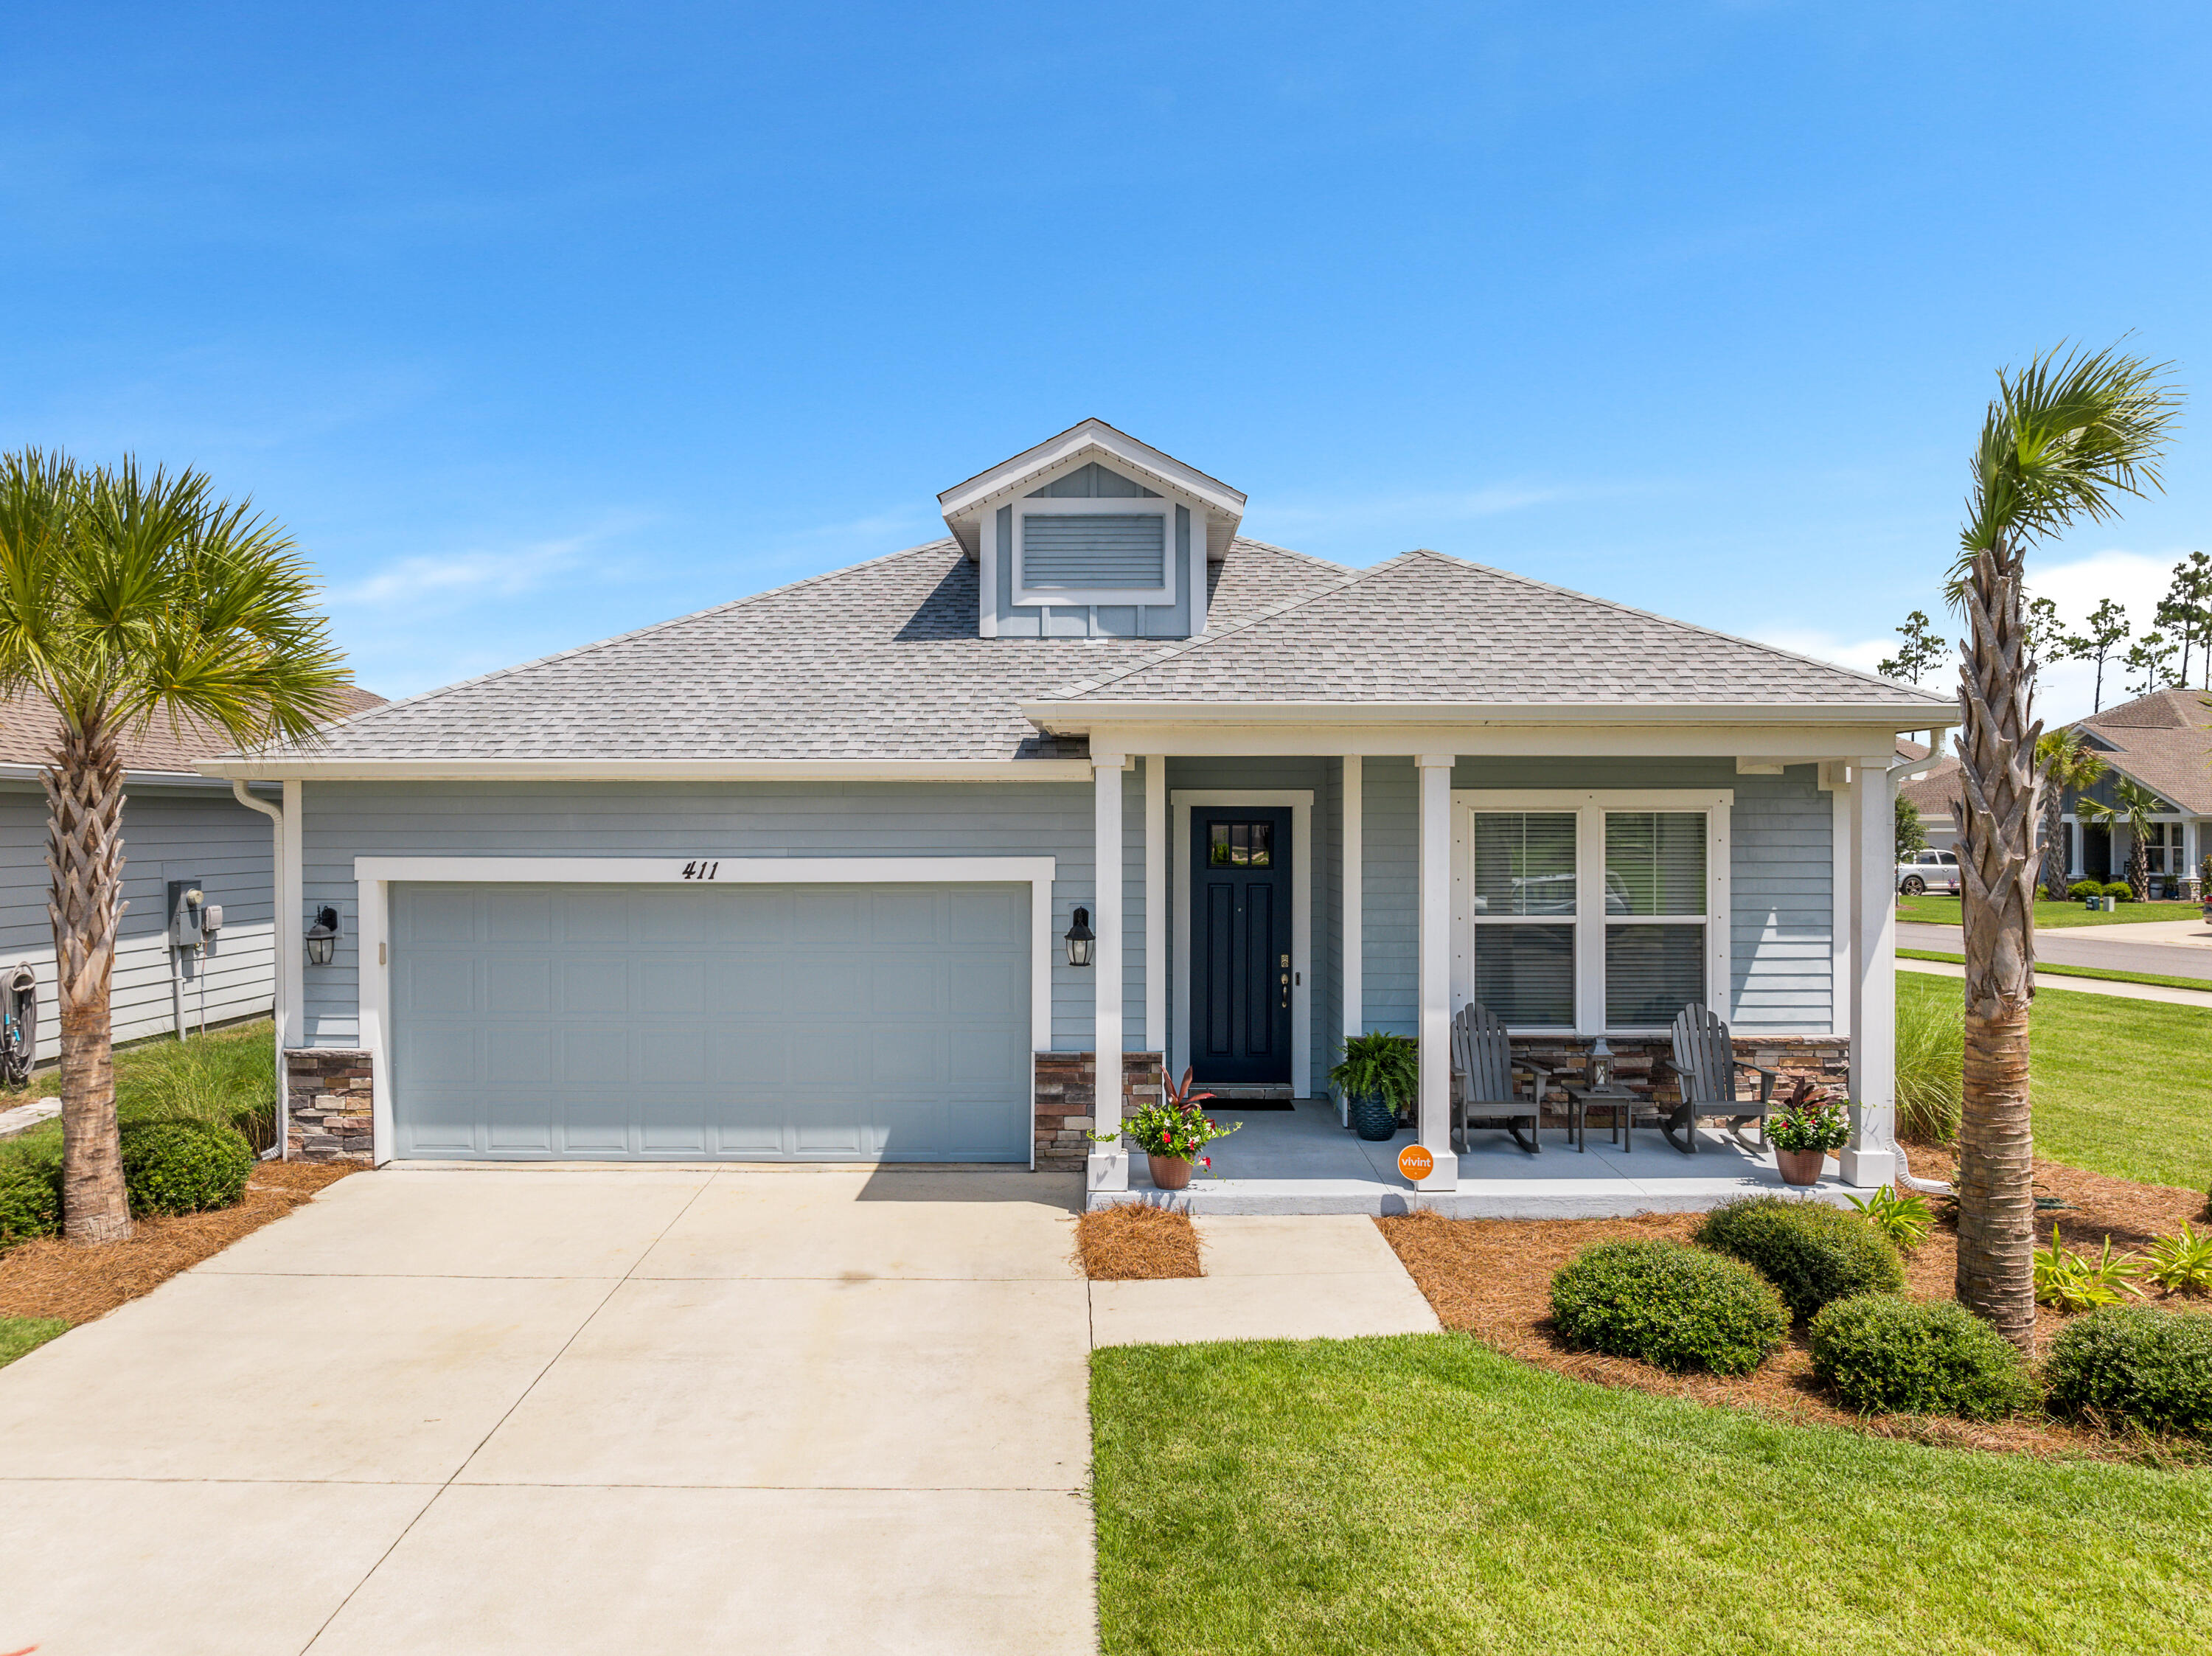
[1450,789,1732,1036]
[1012,495,1178,608]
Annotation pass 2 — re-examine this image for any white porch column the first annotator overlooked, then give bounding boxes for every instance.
[1144,755,1167,1062]
[1340,754,1363,1126]
[1416,754,1458,1192]
[1843,762,1898,1187]
[1088,753,1127,1194]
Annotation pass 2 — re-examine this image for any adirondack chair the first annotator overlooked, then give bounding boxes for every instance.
[1450,1002,1549,1155]
[1655,1003,1777,1154]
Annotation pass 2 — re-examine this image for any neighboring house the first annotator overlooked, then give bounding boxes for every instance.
[1,686,386,1064]
[1896,740,1961,854]
[2054,687,2212,891]
[201,420,1949,1194]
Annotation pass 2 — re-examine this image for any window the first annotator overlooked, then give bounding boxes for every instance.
[2140,822,2177,874]
[1460,794,1727,1034]
[1012,497,1178,607]
[1208,822,1273,867]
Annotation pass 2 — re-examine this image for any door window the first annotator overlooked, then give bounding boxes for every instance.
[1208,822,1273,867]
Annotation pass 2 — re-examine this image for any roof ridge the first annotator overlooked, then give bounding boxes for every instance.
[1039,552,1411,700]
[1395,547,1954,706]
[241,540,964,755]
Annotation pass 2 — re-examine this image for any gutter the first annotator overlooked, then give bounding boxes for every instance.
[194,757,1094,783]
[229,781,293,1160]
[1020,700,1958,732]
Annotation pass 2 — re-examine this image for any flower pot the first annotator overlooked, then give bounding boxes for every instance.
[1349,1090,1398,1142]
[1774,1147,1827,1187]
[1147,1153,1195,1191]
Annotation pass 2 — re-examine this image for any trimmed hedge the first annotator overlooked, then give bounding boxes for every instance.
[1694,1196,1905,1321]
[2045,1305,2212,1438]
[0,1150,63,1246]
[1808,1295,2042,1419]
[2066,880,2104,901]
[119,1119,254,1217]
[1551,1239,1787,1376]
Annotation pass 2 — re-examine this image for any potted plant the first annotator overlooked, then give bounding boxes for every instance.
[1329,1031,1419,1142]
[1121,1070,1242,1191]
[1766,1092,1850,1187]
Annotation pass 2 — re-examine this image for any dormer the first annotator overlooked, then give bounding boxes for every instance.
[937,420,1247,640]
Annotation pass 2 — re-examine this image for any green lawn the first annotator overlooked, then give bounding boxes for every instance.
[1897,974,2212,1190]
[1896,891,2201,929]
[1093,1335,2212,1656]
[0,1316,68,1368]
[1900,946,2212,995]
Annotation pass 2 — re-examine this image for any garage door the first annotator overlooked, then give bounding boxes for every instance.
[388,881,1033,1161]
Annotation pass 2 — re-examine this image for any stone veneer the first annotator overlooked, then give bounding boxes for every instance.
[284,1048,375,1162]
[1034,1051,1164,1170]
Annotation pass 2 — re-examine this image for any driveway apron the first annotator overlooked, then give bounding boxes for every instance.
[0,1166,1095,1656]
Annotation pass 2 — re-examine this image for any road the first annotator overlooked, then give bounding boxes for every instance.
[1896,919,2212,981]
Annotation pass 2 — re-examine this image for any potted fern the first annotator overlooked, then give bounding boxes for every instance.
[1329,1031,1419,1142]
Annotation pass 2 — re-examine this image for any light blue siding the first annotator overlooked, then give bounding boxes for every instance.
[1028,462,1158,499]
[0,781,277,1061]
[1361,757,1420,1035]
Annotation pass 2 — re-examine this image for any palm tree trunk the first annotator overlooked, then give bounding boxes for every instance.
[2038,771,2067,901]
[1953,543,2040,1351]
[44,715,131,1244]
[2128,833,2151,903]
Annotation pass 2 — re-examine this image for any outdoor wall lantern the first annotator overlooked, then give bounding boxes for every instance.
[305,905,341,967]
[1064,906,1095,968]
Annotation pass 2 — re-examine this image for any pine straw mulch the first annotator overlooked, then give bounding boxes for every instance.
[1077,1203,1204,1279]
[0,1161,358,1325]
[1377,1152,2211,1465]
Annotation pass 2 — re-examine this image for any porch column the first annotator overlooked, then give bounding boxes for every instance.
[1090,753,1127,1192]
[1145,755,1167,1061]
[1842,761,1897,1187]
[1416,754,1458,1192]
[1340,754,1363,1126]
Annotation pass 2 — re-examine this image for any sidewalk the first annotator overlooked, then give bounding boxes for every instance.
[1897,953,2212,1007]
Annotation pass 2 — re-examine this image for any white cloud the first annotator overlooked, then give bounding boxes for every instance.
[1753,625,1905,680]
[333,537,591,608]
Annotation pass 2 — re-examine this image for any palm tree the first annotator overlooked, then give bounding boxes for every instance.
[0,453,348,1243]
[2079,779,2167,903]
[2034,727,2106,900]
[1950,343,2181,1350]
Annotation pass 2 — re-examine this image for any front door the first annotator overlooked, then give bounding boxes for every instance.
[1189,808,1293,1087]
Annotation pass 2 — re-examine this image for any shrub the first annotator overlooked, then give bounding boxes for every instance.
[1893,989,1962,1142]
[1846,1185,1935,1253]
[2034,1226,2146,1312]
[119,1119,254,1217]
[0,1149,63,1246]
[1808,1295,2042,1419]
[1550,1239,1787,1375]
[2067,879,2104,901]
[2102,882,2134,902]
[2045,1305,2212,1437]
[2144,1224,2212,1297]
[1694,1195,1906,1321]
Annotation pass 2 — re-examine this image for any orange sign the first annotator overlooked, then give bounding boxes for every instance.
[1397,1144,1435,1180]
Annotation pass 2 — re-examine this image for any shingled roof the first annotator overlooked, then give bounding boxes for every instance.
[0,683,387,778]
[2074,687,2212,815]
[226,537,1349,765]
[1034,550,1949,714]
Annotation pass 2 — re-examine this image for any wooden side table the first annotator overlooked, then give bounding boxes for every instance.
[1562,1085,1640,1153]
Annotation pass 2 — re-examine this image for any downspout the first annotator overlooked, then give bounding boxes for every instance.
[1885,742,1955,1197]
[232,780,291,1159]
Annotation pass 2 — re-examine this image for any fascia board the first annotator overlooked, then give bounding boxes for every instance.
[192,756,1096,783]
[938,424,1246,521]
[1018,699,1959,730]
[0,762,251,792]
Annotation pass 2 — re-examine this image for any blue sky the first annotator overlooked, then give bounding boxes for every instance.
[4,3,2208,723]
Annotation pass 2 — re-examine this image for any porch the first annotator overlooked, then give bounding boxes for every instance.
[1086,1095,1887,1218]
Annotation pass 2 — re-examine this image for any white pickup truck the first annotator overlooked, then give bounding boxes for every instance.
[1896,848,1961,896]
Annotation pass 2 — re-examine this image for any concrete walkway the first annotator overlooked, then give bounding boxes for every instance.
[0,1163,1442,1655]
[1898,951,2212,1007]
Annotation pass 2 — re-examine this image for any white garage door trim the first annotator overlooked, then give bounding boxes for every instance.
[354,856,1058,1166]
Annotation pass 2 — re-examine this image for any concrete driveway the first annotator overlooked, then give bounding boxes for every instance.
[0,1166,1097,1656]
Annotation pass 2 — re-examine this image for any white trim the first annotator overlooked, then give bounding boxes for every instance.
[1144,756,1167,1055]
[1187,504,1208,633]
[349,854,1058,1166]
[1012,495,1180,609]
[1169,790,1313,1097]
[1416,759,1456,1191]
[1339,755,1363,1127]
[199,757,1094,782]
[1450,788,1735,1037]
[936,419,1248,523]
[1842,765,1898,1186]
[1093,760,1124,1133]
[978,505,1000,639]
[1022,718,1935,758]
[1831,781,1851,1038]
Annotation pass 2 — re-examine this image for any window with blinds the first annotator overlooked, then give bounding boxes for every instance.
[1603,812,1706,1029]
[1470,813,1577,1026]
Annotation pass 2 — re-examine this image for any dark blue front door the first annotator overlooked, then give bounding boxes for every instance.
[1189,807,1293,1087]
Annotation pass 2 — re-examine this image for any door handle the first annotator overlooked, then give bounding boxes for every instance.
[1279,971,1291,1009]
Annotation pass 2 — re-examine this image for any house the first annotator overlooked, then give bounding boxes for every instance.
[199,421,1949,1202]
[1894,739,1960,854]
[0,686,386,1068]
[2054,687,2212,893]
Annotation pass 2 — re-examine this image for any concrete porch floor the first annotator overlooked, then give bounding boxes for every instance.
[1090,1096,1885,1217]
